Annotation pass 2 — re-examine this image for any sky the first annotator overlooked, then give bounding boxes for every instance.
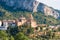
[36,0,60,10]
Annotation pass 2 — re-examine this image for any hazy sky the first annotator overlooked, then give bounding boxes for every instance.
[36,0,60,10]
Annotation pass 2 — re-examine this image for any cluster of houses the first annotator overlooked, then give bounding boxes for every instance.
[0,14,60,38]
[29,25,60,38]
[0,14,60,31]
[0,14,37,30]
[0,20,16,30]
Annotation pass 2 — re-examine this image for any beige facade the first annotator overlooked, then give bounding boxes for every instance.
[16,14,37,28]
[30,14,37,28]
[17,16,27,26]
[31,20,37,28]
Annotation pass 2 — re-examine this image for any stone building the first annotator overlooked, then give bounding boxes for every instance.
[0,20,8,30]
[30,14,37,28]
[26,14,37,28]
[16,15,27,26]
[8,20,16,27]
[16,14,37,28]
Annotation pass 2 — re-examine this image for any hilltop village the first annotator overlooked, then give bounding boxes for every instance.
[0,14,37,30]
[0,14,60,38]
[0,14,60,30]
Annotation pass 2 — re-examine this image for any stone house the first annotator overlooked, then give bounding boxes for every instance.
[26,14,38,28]
[49,25,55,29]
[30,14,37,28]
[16,14,37,28]
[32,24,48,33]
[16,15,27,27]
[8,20,16,27]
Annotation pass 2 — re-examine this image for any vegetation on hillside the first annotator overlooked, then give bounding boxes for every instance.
[0,6,60,25]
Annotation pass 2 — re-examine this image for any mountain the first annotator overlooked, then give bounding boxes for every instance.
[0,0,60,19]
[56,10,60,13]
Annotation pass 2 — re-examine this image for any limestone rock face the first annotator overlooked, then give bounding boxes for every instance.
[0,0,60,19]
[37,3,60,19]
[44,6,59,18]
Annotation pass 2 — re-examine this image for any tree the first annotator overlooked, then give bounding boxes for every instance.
[15,32,29,40]
[7,26,19,36]
[27,28,34,34]
[0,30,9,40]
[10,36,14,40]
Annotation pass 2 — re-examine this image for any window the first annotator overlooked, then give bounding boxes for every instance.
[19,19,22,22]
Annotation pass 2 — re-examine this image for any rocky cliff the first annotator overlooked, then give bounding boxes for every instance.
[0,0,60,19]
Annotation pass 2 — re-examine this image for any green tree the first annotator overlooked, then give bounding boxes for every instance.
[0,30,9,40]
[15,32,29,40]
[27,28,34,34]
[7,26,19,36]
[10,36,14,40]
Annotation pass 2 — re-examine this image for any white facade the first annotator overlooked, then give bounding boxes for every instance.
[3,21,8,28]
[49,25,55,28]
[0,21,8,30]
[0,21,2,26]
